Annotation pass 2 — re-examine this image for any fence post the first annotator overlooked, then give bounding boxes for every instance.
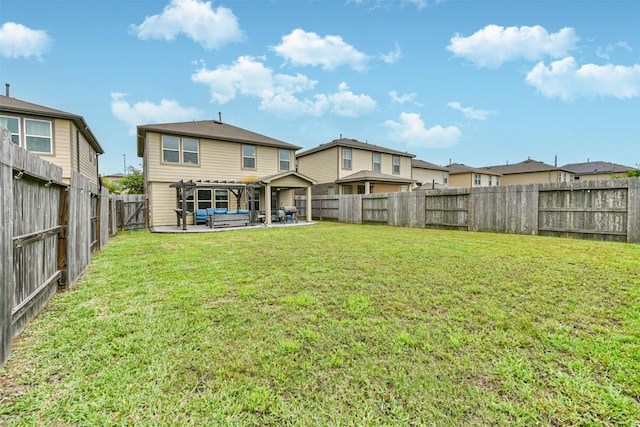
[58,185,69,290]
[628,177,640,243]
[1,129,14,367]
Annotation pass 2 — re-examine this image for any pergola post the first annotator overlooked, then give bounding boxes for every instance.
[306,186,312,222]
[265,183,272,225]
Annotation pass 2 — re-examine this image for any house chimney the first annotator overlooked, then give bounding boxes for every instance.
[5,83,9,97]
[554,155,557,167]
[218,112,222,122]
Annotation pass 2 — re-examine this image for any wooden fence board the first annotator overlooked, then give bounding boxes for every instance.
[1,129,14,366]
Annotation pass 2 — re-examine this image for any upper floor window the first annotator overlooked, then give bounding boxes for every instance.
[392,155,400,174]
[474,173,481,185]
[0,115,20,144]
[488,176,493,186]
[25,119,52,153]
[496,176,500,186]
[373,152,381,172]
[243,145,256,169]
[279,149,291,171]
[342,148,352,169]
[182,138,199,164]
[443,172,449,185]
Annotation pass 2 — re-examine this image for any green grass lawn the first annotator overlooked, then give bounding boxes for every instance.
[1,222,639,426]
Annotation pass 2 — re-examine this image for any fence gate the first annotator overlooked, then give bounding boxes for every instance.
[112,195,148,231]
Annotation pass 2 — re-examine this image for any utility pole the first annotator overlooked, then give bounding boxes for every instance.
[123,154,127,174]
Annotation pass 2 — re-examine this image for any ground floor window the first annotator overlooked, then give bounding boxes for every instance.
[342,185,353,195]
[179,190,195,212]
[197,189,212,210]
[215,189,229,209]
[251,188,260,211]
[357,185,366,194]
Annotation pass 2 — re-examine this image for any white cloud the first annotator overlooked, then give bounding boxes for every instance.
[192,56,377,117]
[110,92,202,133]
[271,29,368,71]
[447,25,579,68]
[384,112,460,148]
[596,41,633,60]
[0,22,51,59]
[130,0,243,50]
[525,57,640,101]
[389,90,419,105]
[381,42,402,64]
[447,102,494,120]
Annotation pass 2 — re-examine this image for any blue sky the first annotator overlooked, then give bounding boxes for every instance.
[1,0,638,175]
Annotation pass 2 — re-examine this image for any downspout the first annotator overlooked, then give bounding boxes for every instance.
[76,128,81,172]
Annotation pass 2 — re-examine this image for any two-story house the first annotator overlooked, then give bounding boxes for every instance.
[483,158,573,185]
[137,120,315,227]
[411,159,449,189]
[296,137,415,195]
[561,161,634,181]
[446,163,502,188]
[0,93,104,185]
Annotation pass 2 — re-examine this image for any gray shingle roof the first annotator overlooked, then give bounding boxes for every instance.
[412,159,447,171]
[560,161,633,175]
[446,163,501,175]
[137,120,300,157]
[483,158,571,175]
[0,95,104,154]
[297,137,415,158]
[336,170,416,184]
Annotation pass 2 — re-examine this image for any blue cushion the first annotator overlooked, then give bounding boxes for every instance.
[213,208,227,214]
[227,211,238,215]
[206,208,216,216]
[238,209,249,214]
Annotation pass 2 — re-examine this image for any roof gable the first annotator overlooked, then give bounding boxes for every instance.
[137,120,300,157]
[560,161,633,175]
[297,137,415,158]
[0,95,104,154]
[412,159,447,171]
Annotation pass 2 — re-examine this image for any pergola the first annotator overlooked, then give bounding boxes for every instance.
[169,171,315,230]
[169,180,257,230]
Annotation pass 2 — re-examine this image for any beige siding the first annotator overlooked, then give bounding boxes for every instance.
[149,181,178,227]
[372,183,403,193]
[74,123,99,185]
[297,147,338,184]
[347,148,374,178]
[33,118,70,178]
[412,168,445,185]
[449,173,472,187]
[500,171,560,185]
[145,131,285,183]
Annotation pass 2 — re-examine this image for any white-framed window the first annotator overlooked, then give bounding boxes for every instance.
[373,152,381,172]
[488,176,493,186]
[474,174,481,185]
[162,135,199,165]
[370,184,375,193]
[0,115,20,144]
[215,189,229,209]
[197,189,212,210]
[496,176,500,186]
[251,188,260,211]
[183,138,199,165]
[342,148,352,169]
[279,149,291,171]
[179,189,195,212]
[342,185,353,195]
[328,186,335,196]
[243,145,256,169]
[443,172,449,185]
[401,185,409,192]
[25,119,52,153]
[392,155,400,174]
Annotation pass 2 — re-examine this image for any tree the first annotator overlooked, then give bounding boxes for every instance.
[102,177,123,194]
[120,166,144,194]
[626,165,640,177]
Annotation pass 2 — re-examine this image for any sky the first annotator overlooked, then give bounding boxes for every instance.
[1,0,639,175]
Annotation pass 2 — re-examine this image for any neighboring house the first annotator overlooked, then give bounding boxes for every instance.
[483,158,573,185]
[0,93,104,185]
[296,137,415,195]
[411,159,449,189]
[446,163,502,188]
[102,172,125,185]
[561,161,634,181]
[137,120,315,226]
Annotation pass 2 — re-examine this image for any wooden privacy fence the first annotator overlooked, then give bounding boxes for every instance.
[296,177,640,243]
[0,131,111,368]
[110,194,148,233]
